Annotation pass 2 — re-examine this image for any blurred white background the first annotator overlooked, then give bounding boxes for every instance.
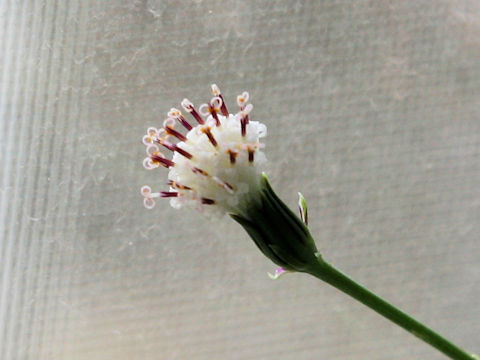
[0,1,479,359]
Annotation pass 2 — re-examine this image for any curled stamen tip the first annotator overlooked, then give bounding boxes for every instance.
[211,84,220,95]
[181,98,193,111]
[210,96,223,110]
[198,103,210,117]
[142,135,154,146]
[143,197,156,209]
[237,91,249,106]
[141,185,160,209]
[143,157,159,170]
[163,118,176,128]
[268,267,290,280]
[147,127,158,136]
[141,185,152,197]
[242,103,253,115]
[168,108,182,117]
[146,143,161,156]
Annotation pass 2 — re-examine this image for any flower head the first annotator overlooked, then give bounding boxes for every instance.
[141,84,267,216]
[141,85,320,273]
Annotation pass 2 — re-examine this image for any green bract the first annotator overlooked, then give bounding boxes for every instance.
[230,174,320,272]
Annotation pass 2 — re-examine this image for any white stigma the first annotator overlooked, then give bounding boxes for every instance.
[141,85,267,215]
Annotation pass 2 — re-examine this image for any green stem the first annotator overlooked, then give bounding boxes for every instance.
[308,259,475,360]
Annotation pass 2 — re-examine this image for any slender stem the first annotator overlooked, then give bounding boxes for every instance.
[308,260,475,360]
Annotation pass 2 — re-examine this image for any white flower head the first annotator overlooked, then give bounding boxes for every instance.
[141,84,267,216]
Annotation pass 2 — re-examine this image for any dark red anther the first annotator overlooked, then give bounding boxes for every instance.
[192,167,209,176]
[248,148,255,163]
[183,101,205,125]
[223,181,234,192]
[157,139,193,159]
[151,155,174,168]
[201,198,215,205]
[168,180,192,190]
[190,107,204,125]
[160,191,178,198]
[218,94,229,117]
[209,104,220,126]
[157,139,174,151]
[239,104,250,127]
[173,145,192,159]
[241,117,247,137]
[201,127,218,147]
[228,149,238,164]
[177,115,192,131]
[165,126,187,142]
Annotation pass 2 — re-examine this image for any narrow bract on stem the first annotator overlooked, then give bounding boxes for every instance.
[141,84,266,215]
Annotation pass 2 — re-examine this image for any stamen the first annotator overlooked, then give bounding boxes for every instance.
[236,91,249,108]
[172,145,193,159]
[144,145,170,169]
[160,191,178,198]
[157,138,175,151]
[248,147,255,163]
[213,176,234,194]
[143,157,158,170]
[182,99,205,125]
[212,84,229,116]
[201,127,218,147]
[143,127,160,146]
[141,185,160,209]
[209,104,220,126]
[239,104,253,137]
[192,167,209,177]
[157,138,193,159]
[244,113,250,125]
[201,198,215,205]
[151,154,175,168]
[168,109,192,131]
[165,126,187,142]
[227,149,238,164]
[168,180,192,190]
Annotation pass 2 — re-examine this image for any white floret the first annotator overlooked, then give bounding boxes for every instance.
[168,113,267,215]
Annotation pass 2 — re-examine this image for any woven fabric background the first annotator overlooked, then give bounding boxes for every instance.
[1,1,479,359]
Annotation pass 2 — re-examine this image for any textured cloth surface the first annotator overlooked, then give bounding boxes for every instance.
[0,1,479,359]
